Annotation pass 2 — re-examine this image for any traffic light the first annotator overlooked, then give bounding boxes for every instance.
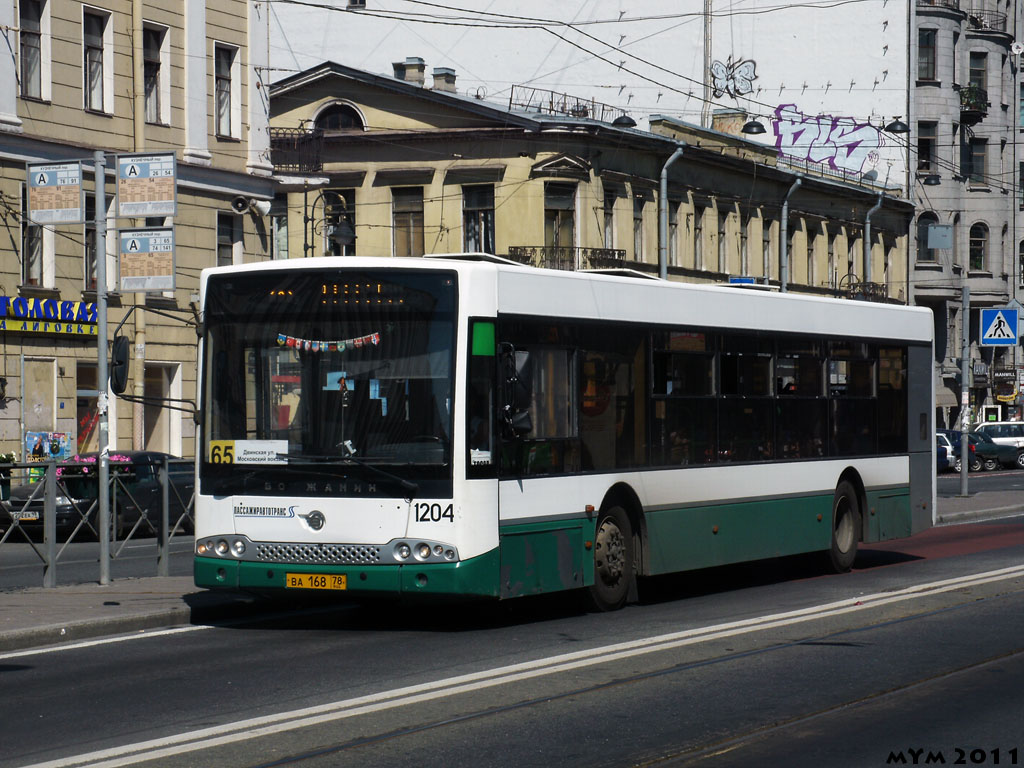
[110,335,131,395]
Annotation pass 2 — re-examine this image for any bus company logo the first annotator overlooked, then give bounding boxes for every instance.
[232,504,296,518]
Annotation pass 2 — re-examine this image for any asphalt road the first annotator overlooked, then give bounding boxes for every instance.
[2,513,1023,768]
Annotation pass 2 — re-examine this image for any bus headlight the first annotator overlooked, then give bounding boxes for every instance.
[395,543,411,560]
[415,542,431,561]
[215,539,229,555]
[231,539,246,556]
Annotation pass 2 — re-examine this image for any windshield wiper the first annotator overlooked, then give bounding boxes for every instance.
[278,450,420,500]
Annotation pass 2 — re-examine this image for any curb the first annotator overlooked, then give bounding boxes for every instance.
[0,607,193,653]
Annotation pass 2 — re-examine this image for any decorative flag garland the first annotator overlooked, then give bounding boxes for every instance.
[276,331,381,353]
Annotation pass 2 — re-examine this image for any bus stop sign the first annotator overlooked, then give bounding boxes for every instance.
[980,308,1018,346]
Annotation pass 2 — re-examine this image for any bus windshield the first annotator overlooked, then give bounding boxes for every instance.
[201,269,456,489]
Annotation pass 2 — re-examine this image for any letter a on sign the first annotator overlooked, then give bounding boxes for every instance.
[128,239,140,251]
[127,164,140,177]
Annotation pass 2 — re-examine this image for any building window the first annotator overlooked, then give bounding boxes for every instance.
[969,222,988,271]
[962,137,987,184]
[918,122,938,172]
[463,185,494,254]
[314,104,364,132]
[393,187,424,257]
[21,186,42,286]
[762,217,771,277]
[20,0,43,99]
[669,203,681,267]
[270,197,288,260]
[717,209,728,272]
[323,189,355,256]
[969,51,987,91]
[143,25,169,125]
[84,194,97,290]
[217,212,239,266]
[1019,241,1024,286]
[917,213,939,262]
[827,229,837,288]
[633,194,645,262]
[918,29,937,81]
[603,189,616,250]
[1019,83,1024,129]
[215,44,239,138]
[544,182,575,250]
[694,204,705,269]
[83,10,109,112]
[740,213,750,275]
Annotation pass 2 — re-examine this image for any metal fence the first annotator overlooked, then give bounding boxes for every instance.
[0,457,195,587]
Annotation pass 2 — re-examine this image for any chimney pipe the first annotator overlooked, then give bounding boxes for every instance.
[392,56,426,85]
[432,67,457,93]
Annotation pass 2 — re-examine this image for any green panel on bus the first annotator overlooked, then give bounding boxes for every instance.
[499,519,588,598]
[644,494,835,574]
[472,321,496,356]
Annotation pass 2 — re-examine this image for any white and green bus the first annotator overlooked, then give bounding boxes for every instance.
[194,255,934,610]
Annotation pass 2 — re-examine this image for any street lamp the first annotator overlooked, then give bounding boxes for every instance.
[302,181,355,258]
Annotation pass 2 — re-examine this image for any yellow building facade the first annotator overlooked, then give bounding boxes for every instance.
[269,61,911,304]
[0,0,274,460]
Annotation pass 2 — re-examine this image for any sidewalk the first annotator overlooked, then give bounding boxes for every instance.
[0,495,1020,655]
[0,576,262,653]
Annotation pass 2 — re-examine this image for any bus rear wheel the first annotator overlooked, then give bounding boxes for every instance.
[587,505,634,611]
[828,480,860,573]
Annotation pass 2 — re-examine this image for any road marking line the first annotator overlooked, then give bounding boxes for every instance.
[21,564,1024,768]
[0,626,209,661]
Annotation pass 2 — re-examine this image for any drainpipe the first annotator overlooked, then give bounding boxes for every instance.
[132,0,146,450]
[779,175,802,293]
[864,192,884,285]
[659,145,686,280]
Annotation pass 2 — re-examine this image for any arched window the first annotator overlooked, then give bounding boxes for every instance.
[314,104,364,132]
[969,223,988,271]
[916,212,939,262]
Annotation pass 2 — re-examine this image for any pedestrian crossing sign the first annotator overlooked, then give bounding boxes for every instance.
[980,308,1018,346]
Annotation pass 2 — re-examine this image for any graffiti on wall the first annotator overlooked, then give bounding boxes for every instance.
[710,57,758,99]
[772,104,881,175]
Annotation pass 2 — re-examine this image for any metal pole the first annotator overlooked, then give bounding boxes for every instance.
[43,461,56,588]
[960,284,970,496]
[157,456,169,576]
[94,150,111,585]
[780,176,802,293]
[658,145,685,280]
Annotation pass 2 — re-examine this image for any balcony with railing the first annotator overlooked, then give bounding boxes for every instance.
[916,0,961,11]
[269,127,324,173]
[506,246,628,271]
[957,84,989,125]
[967,9,1007,31]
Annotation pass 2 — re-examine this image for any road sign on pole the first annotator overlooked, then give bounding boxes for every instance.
[980,308,1019,346]
[116,153,176,218]
[118,227,175,292]
[26,161,84,224]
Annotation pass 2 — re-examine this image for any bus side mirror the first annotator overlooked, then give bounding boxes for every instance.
[110,335,131,395]
[498,343,533,438]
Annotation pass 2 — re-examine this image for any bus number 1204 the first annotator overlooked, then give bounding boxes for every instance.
[414,503,454,522]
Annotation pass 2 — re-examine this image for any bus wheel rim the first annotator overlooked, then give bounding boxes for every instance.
[835,497,854,554]
[595,519,625,584]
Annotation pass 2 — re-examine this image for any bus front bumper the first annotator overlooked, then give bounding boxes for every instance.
[194,548,501,598]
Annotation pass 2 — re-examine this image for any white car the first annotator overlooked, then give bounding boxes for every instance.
[971,422,1024,468]
[936,433,957,473]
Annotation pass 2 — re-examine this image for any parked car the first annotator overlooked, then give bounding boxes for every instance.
[937,429,981,472]
[971,421,1024,468]
[0,451,194,539]
[935,436,954,473]
[940,429,1017,472]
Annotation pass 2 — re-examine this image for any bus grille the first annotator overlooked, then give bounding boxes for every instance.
[254,543,382,564]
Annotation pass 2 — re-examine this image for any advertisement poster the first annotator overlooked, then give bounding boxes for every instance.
[25,432,71,481]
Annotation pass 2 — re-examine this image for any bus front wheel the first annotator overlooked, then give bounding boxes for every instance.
[587,505,634,611]
[828,480,860,573]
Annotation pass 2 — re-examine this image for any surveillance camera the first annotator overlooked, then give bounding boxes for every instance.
[231,196,250,214]
[252,199,272,216]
